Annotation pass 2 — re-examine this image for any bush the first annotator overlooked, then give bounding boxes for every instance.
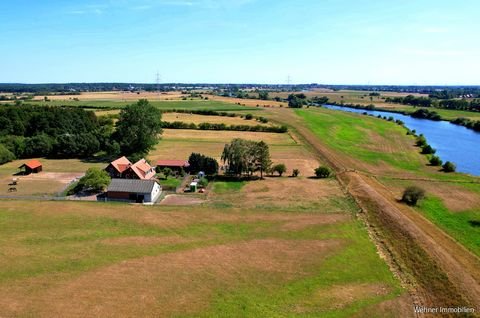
[402,186,426,206]
[429,155,442,166]
[421,144,436,154]
[245,114,253,120]
[292,169,300,177]
[442,161,456,173]
[416,135,427,147]
[272,163,287,176]
[162,167,173,178]
[198,177,209,187]
[76,168,111,193]
[314,166,331,178]
[0,144,15,164]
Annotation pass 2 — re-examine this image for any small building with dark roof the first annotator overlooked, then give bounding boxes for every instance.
[106,179,161,203]
[19,159,43,174]
[156,160,190,173]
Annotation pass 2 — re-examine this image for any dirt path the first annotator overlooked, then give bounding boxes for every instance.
[269,108,480,310]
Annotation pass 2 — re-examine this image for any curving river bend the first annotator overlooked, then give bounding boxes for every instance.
[322,105,480,176]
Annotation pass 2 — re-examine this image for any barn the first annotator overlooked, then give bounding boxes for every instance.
[18,159,43,174]
[106,179,162,203]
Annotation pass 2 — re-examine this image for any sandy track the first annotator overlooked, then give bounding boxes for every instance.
[271,109,480,309]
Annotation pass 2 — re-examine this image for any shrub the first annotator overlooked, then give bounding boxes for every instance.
[245,114,253,120]
[421,144,436,154]
[292,169,300,177]
[76,168,111,193]
[314,166,331,178]
[429,155,442,166]
[198,177,209,187]
[442,161,456,173]
[402,186,425,206]
[272,163,287,176]
[416,135,427,147]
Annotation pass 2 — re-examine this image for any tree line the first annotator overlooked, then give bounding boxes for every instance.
[161,121,287,133]
[386,94,480,112]
[0,99,162,164]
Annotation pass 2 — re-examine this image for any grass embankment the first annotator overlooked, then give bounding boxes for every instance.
[417,197,480,257]
[0,200,405,317]
[295,108,425,172]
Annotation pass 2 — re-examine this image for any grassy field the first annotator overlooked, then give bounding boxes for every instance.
[416,196,480,256]
[22,99,259,112]
[162,112,270,126]
[295,108,426,173]
[0,190,407,317]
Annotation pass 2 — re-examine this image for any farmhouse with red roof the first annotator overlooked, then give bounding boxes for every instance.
[105,156,155,180]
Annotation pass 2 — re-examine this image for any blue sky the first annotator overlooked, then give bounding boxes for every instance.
[1,0,479,84]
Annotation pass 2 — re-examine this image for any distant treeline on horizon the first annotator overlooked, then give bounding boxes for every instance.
[0,83,479,96]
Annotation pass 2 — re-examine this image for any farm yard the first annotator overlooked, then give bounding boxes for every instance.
[0,92,479,316]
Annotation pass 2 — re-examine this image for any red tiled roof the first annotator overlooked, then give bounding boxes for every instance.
[156,160,190,167]
[23,159,42,169]
[110,156,132,173]
[129,159,155,180]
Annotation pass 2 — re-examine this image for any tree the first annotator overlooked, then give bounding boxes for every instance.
[188,153,219,175]
[442,161,456,173]
[24,134,54,157]
[253,141,271,179]
[416,135,427,147]
[402,186,425,206]
[162,167,172,179]
[314,166,331,178]
[429,155,442,166]
[114,99,163,155]
[272,163,287,176]
[221,138,254,176]
[245,114,253,120]
[287,94,304,108]
[292,169,300,177]
[258,91,269,100]
[421,144,436,155]
[221,139,271,177]
[76,168,111,192]
[0,144,15,164]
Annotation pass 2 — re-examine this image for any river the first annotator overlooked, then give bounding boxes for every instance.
[322,105,480,176]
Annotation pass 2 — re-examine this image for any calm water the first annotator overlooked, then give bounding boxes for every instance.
[322,105,480,176]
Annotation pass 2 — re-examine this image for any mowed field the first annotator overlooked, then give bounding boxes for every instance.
[23,99,260,112]
[0,184,409,317]
[32,91,187,101]
[162,112,271,126]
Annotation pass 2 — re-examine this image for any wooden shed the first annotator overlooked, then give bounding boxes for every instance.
[19,159,43,174]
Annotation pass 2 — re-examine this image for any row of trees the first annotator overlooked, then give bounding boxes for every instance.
[386,94,480,112]
[415,135,456,172]
[0,99,163,164]
[161,121,287,133]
